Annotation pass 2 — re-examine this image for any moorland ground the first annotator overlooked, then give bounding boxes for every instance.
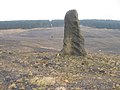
[0,26,120,90]
[0,26,120,54]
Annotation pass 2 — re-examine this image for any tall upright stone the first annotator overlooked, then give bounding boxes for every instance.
[62,9,86,56]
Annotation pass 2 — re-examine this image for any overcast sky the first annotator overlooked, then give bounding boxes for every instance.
[0,0,120,21]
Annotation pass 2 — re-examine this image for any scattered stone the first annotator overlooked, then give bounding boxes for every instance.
[8,83,17,89]
[30,76,56,86]
[55,86,66,90]
[0,51,2,54]
[62,9,86,56]
[0,81,3,89]
[17,83,25,90]
[16,78,23,83]
[56,53,60,57]
[28,71,33,77]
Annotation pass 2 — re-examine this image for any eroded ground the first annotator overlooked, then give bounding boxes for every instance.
[0,27,120,90]
[0,49,120,90]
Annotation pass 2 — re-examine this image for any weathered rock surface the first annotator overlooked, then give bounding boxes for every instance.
[62,9,86,56]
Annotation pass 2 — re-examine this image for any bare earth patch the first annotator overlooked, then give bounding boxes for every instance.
[0,27,120,89]
[0,49,120,90]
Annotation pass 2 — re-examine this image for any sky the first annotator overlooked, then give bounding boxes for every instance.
[0,0,120,21]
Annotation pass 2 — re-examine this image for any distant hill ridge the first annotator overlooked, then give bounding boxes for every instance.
[0,19,120,30]
[81,19,120,29]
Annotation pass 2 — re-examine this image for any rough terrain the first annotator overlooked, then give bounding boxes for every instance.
[0,49,120,90]
[0,27,120,90]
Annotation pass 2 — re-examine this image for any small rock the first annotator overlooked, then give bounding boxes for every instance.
[56,53,60,57]
[64,79,69,83]
[17,83,25,90]
[8,83,17,89]
[55,87,66,90]
[116,84,120,87]
[30,76,56,86]
[28,71,33,77]
[97,77,102,80]
[0,51,2,54]
[16,78,23,83]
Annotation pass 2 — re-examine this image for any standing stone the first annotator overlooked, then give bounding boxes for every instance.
[62,9,86,56]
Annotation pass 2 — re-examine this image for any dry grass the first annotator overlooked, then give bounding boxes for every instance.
[0,27,120,89]
[0,49,120,90]
[0,29,27,34]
